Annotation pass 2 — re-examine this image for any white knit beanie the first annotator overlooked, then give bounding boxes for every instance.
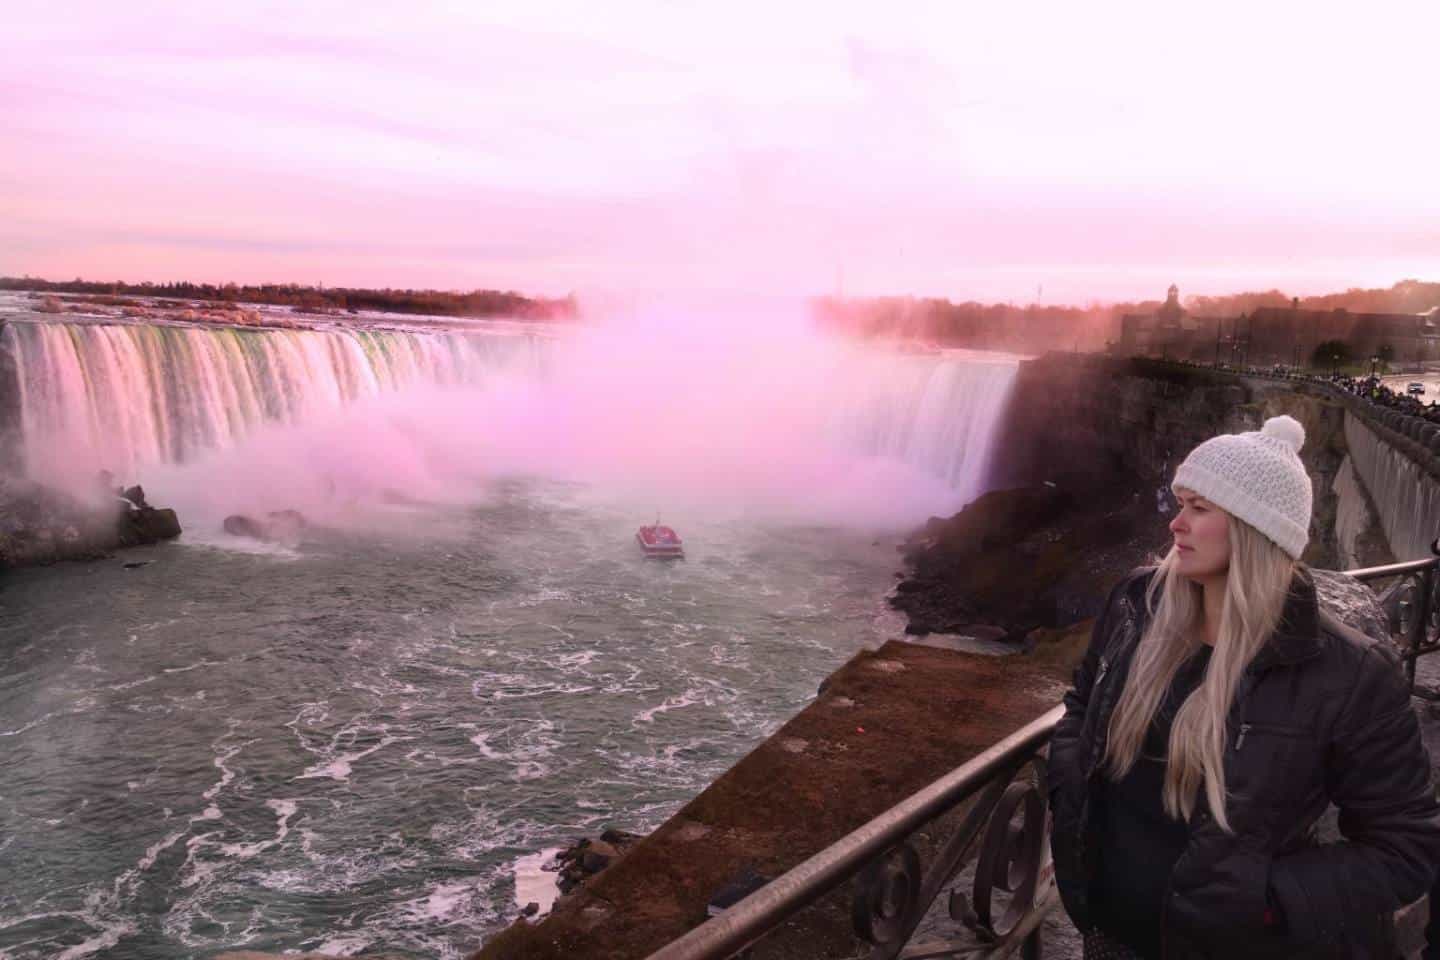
[1171,415,1313,559]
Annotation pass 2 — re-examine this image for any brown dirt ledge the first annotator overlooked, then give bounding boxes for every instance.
[470,637,1084,960]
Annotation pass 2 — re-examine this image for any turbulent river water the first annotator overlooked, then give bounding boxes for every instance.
[0,294,1020,958]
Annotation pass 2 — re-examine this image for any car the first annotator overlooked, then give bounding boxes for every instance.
[1408,382,1426,395]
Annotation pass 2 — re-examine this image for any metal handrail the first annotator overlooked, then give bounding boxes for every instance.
[1344,547,1440,699]
[646,704,1065,960]
[1346,557,1438,579]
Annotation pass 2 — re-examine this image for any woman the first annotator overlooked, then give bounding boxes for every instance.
[1047,415,1440,959]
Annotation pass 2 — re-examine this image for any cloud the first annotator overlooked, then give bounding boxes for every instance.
[2,1,1438,300]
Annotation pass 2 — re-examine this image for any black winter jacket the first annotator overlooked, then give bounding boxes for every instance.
[1047,567,1440,959]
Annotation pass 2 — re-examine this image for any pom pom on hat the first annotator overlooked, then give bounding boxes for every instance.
[1260,414,1305,453]
[1172,415,1313,559]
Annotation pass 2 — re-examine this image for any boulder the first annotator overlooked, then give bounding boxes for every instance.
[119,507,181,546]
[580,839,618,873]
[551,828,646,895]
[223,510,306,544]
[1311,568,1390,643]
[223,514,267,539]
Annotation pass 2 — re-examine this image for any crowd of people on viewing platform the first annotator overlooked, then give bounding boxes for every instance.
[1325,372,1440,425]
[1159,356,1440,428]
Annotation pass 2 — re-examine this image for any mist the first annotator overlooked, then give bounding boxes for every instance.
[81,300,1019,540]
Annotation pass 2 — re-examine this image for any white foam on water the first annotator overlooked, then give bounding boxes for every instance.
[311,933,374,956]
[162,659,221,674]
[179,531,303,558]
[512,761,549,781]
[52,918,137,960]
[181,799,300,888]
[0,711,57,738]
[295,733,404,782]
[215,799,298,859]
[555,649,599,668]
[512,848,564,915]
[202,740,249,801]
[635,687,704,724]
[414,881,474,922]
[105,674,157,691]
[137,830,187,871]
[0,892,139,960]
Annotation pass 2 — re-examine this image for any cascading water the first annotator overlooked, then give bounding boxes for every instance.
[2,318,1014,515]
[0,310,1022,960]
[3,320,546,483]
[827,351,1017,506]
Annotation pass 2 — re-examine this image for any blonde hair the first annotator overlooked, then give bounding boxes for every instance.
[1103,516,1295,832]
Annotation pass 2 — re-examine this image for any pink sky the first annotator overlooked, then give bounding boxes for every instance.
[4,2,1438,304]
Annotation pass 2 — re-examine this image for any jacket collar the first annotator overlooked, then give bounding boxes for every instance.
[1249,569,1323,671]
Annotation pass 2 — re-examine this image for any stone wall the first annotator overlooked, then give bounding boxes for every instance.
[1344,413,1440,561]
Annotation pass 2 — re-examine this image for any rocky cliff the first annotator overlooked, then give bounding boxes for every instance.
[888,353,1399,640]
[985,353,1393,570]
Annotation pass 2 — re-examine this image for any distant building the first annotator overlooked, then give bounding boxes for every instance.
[1244,305,1440,366]
[1119,286,1227,361]
[1119,285,1440,366]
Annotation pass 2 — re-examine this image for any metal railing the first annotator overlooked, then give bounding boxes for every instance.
[647,705,1065,960]
[1346,541,1440,701]
[647,551,1440,960]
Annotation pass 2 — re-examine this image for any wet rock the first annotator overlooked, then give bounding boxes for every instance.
[223,510,303,544]
[0,477,178,567]
[224,514,267,539]
[552,828,646,895]
[580,839,617,873]
[120,507,181,544]
[521,901,539,917]
[599,827,643,846]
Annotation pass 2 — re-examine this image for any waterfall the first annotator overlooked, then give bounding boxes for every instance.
[3,320,545,482]
[829,351,1018,506]
[2,319,1017,513]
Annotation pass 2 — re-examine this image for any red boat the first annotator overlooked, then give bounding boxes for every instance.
[636,523,685,559]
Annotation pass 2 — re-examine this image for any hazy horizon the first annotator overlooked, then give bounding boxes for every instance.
[6,2,1439,304]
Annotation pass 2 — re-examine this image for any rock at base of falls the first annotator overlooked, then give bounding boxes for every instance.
[0,474,182,567]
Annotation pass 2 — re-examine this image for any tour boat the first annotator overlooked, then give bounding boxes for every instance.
[636,522,685,559]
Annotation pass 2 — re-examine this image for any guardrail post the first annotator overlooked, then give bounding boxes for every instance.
[1410,563,1434,690]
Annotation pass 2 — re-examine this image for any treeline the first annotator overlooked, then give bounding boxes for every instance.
[814,279,1440,352]
[0,277,579,321]
[812,297,1119,353]
[1185,280,1440,318]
